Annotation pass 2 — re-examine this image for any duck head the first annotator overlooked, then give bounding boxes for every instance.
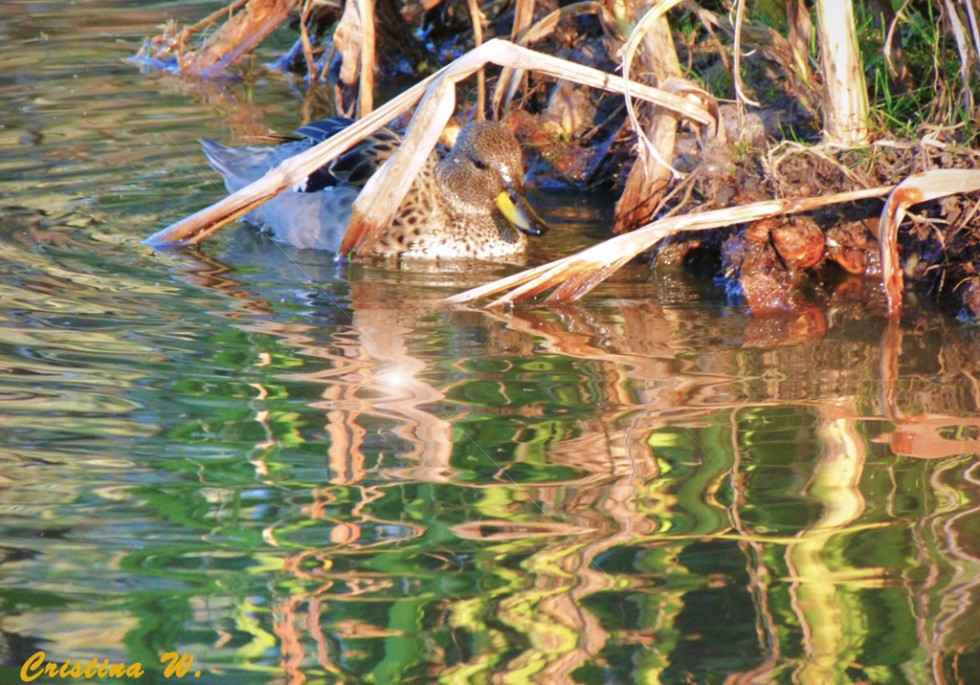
[436,122,549,237]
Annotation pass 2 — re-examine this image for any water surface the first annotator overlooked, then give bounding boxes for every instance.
[1,3,979,684]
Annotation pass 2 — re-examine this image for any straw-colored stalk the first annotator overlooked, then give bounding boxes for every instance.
[298,1,317,81]
[466,0,485,120]
[877,169,980,315]
[492,2,621,118]
[333,0,376,116]
[357,0,376,116]
[183,0,298,75]
[620,0,686,175]
[511,0,537,42]
[446,186,894,306]
[814,0,868,144]
[147,39,715,250]
[450,168,980,315]
[731,0,761,110]
[612,2,685,233]
[485,0,537,119]
[940,0,979,115]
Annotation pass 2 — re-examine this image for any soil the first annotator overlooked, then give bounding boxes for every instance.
[657,113,980,321]
[494,31,980,321]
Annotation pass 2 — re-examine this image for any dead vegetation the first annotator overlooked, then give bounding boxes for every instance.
[137,0,980,320]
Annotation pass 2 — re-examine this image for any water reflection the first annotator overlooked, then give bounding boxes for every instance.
[0,2,979,683]
[158,238,980,683]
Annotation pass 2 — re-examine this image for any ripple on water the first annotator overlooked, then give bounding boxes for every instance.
[1,3,980,683]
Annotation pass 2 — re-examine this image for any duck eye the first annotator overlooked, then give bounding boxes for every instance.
[470,156,488,171]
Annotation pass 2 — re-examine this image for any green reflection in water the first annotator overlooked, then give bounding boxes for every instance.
[1,2,980,684]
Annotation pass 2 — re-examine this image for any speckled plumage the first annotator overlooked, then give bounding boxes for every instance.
[201,117,547,259]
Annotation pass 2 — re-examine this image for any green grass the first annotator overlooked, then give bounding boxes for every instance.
[856,0,980,142]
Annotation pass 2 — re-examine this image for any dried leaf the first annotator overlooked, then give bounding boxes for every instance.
[878,168,980,314]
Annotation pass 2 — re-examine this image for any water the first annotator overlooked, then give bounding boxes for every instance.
[1,2,979,683]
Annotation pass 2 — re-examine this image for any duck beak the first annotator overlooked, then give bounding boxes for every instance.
[495,187,549,237]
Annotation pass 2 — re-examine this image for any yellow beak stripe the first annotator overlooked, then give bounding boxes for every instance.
[495,190,522,226]
[494,188,548,236]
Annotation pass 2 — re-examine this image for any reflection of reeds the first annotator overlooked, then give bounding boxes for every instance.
[168,250,980,680]
[908,458,980,681]
[463,430,661,683]
[729,413,783,684]
[785,404,870,683]
[879,318,980,459]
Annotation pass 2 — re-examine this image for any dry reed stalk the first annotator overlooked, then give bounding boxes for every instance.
[488,0,537,118]
[512,0,537,42]
[941,0,977,114]
[621,0,686,172]
[333,0,376,116]
[451,168,980,312]
[171,0,250,68]
[185,0,297,75]
[466,0,486,120]
[446,186,895,306]
[814,0,868,144]
[491,2,620,118]
[298,0,317,81]
[146,40,714,249]
[731,0,760,110]
[877,169,980,315]
[357,0,375,116]
[612,6,687,234]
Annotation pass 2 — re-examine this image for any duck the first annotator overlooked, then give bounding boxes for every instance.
[200,117,548,259]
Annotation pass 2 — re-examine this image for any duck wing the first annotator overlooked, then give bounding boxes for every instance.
[199,118,404,252]
[201,137,313,193]
[294,117,403,190]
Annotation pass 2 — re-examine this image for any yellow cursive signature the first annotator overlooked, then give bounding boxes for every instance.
[20,650,201,681]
